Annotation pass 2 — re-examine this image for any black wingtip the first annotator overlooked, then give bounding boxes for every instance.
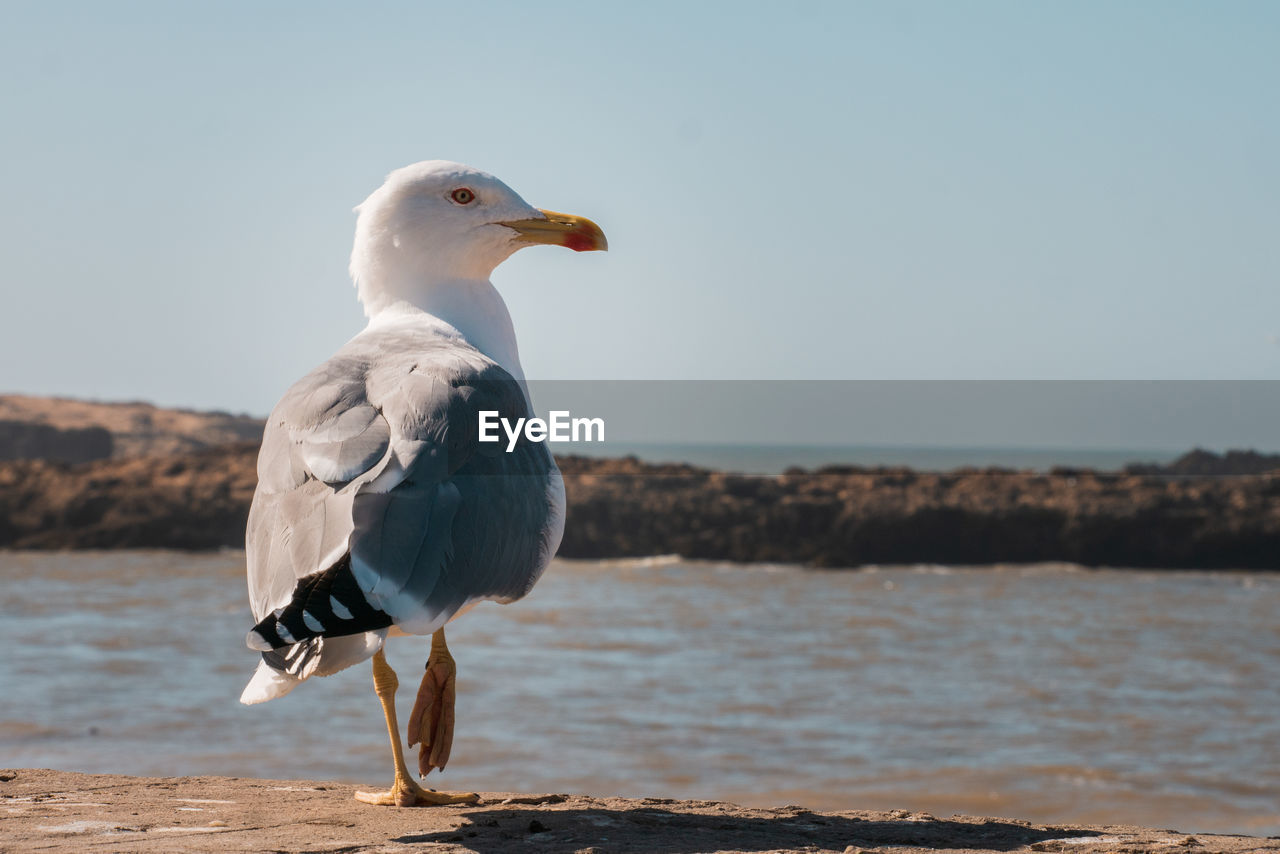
[246,554,393,651]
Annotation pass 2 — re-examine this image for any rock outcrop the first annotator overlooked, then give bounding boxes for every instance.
[1,445,1277,568]
[0,395,263,459]
[0,442,259,550]
[1125,448,1280,476]
[0,420,113,464]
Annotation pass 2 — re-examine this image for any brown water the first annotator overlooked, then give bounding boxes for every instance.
[1,552,1276,835]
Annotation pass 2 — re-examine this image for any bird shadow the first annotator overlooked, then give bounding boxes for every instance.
[391,802,1098,854]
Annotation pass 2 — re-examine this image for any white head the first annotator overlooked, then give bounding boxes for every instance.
[349,160,606,316]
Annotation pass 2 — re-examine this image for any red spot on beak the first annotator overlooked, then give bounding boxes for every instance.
[563,231,596,252]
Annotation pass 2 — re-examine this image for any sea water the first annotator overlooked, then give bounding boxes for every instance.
[1,552,1276,835]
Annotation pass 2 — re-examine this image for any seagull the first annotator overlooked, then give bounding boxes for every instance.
[239,160,607,807]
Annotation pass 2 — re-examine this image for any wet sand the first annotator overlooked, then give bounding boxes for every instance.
[4,769,1274,854]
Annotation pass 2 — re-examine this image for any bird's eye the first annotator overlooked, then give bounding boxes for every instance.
[450,188,476,205]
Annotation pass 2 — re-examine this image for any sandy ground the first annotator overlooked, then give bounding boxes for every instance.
[2,770,1276,854]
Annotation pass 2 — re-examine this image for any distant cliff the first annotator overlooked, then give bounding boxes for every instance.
[554,456,1280,569]
[0,442,259,550]
[0,395,263,459]
[0,396,1276,568]
[1,443,1277,569]
[1125,448,1280,476]
[0,420,113,464]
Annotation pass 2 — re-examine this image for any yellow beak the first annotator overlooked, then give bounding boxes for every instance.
[500,209,608,253]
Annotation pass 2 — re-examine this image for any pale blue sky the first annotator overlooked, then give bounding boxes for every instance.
[2,1,1278,416]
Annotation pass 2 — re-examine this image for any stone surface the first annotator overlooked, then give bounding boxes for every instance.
[3,769,1275,854]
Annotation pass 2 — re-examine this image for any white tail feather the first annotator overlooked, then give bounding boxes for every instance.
[239,660,301,705]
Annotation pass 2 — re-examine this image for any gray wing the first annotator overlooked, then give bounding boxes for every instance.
[245,352,392,625]
[245,331,560,664]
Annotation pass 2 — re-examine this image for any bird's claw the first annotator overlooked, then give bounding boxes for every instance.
[407,651,457,776]
[354,775,478,807]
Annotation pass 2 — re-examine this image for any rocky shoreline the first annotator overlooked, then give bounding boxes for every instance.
[3,769,1273,854]
[1,441,1278,568]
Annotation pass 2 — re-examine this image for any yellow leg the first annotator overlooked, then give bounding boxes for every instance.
[408,629,459,776]
[354,648,478,807]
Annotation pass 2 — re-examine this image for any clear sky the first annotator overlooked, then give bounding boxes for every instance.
[2,1,1278,418]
